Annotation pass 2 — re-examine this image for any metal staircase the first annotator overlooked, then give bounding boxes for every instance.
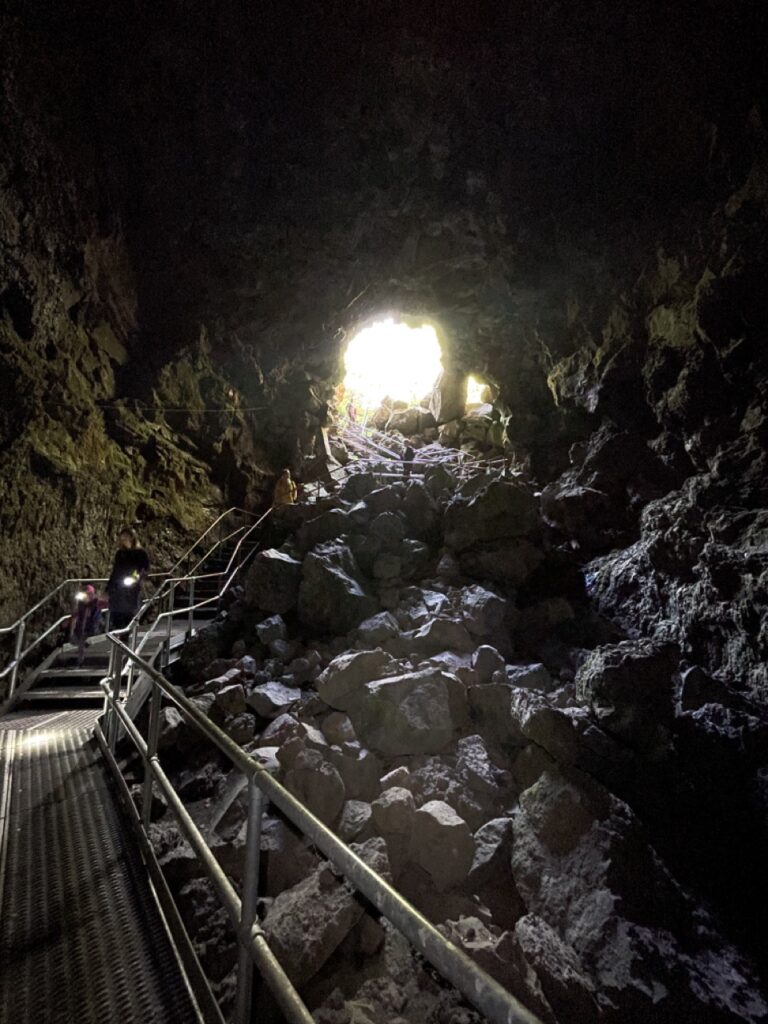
[0,509,264,717]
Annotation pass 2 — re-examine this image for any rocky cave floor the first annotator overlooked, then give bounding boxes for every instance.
[119,423,768,1024]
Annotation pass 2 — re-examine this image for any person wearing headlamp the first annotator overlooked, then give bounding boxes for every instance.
[106,527,150,629]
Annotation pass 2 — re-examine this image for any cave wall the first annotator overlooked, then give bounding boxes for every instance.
[2,0,767,702]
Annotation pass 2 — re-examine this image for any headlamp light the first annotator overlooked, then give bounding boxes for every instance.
[123,575,137,587]
[75,591,87,602]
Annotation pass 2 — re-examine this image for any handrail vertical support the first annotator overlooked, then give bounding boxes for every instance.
[9,620,25,697]
[126,619,139,698]
[142,680,163,829]
[187,578,195,638]
[165,583,176,665]
[234,777,265,1024]
[108,643,124,751]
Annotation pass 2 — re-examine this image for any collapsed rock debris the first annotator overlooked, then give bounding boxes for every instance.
[130,428,768,1023]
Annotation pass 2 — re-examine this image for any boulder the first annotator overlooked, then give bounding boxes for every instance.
[472,645,506,683]
[298,541,376,634]
[347,668,462,757]
[245,549,302,614]
[223,712,257,744]
[469,817,525,929]
[410,800,475,891]
[326,745,383,802]
[386,406,435,435]
[262,838,390,985]
[246,681,302,719]
[337,800,374,843]
[371,786,416,834]
[514,914,599,1023]
[316,649,398,711]
[283,748,346,825]
[354,611,400,646]
[296,508,352,551]
[400,481,439,539]
[363,484,405,516]
[507,663,555,692]
[576,638,679,756]
[255,614,287,646]
[339,472,378,502]
[399,539,431,578]
[320,711,356,745]
[459,539,544,585]
[379,766,412,791]
[408,617,475,655]
[261,816,320,896]
[444,481,539,551]
[157,706,184,750]
[213,683,247,717]
[459,585,509,637]
[511,770,768,1022]
[513,690,580,766]
[467,682,525,748]
[369,511,406,547]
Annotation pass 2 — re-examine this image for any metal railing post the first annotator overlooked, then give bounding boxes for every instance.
[165,583,176,666]
[9,620,26,697]
[187,578,195,637]
[126,618,140,698]
[234,778,265,1024]
[142,679,163,829]
[108,643,124,751]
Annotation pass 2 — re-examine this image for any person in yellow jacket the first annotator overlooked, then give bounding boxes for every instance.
[273,467,297,505]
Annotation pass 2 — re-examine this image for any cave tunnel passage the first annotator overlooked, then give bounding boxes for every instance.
[341,317,443,416]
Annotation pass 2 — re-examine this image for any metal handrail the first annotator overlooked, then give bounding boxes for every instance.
[114,510,272,694]
[164,506,261,580]
[0,506,258,635]
[0,507,264,701]
[0,577,110,636]
[102,636,544,1024]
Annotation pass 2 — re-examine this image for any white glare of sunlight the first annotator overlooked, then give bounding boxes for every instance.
[343,319,442,408]
[466,375,485,404]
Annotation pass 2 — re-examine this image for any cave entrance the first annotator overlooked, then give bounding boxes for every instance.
[340,317,443,421]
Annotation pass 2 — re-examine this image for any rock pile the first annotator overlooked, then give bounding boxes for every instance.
[143,469,768,1024]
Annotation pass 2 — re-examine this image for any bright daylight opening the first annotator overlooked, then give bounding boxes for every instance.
[342,318,443,414]
[466,375,485,405]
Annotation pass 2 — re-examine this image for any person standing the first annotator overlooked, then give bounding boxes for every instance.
[106,528,150,629]
[69,584,102,665]
[272,468,298,506]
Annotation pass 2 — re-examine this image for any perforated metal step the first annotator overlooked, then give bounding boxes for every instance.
[0,724,199,1024]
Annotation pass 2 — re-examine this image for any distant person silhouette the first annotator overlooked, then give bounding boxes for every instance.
[106,528,150,629]
[402,444,415,480]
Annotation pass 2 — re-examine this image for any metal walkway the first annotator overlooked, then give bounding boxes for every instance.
[0,508,270,1024]
[0,718,198,1024]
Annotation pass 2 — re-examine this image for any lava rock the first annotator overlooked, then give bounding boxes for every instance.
[576,638,679,756]
[245,549,303,614]
[444,480,539,551]
[246,681,302,719]
[316,649,398,711]
[347,667,464,757]
[354,611,400,645]
[298,541,376,634]
[283,748,346,825]
[410,800,475,891]
[262,837,390,985]
[255,614,287,646]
